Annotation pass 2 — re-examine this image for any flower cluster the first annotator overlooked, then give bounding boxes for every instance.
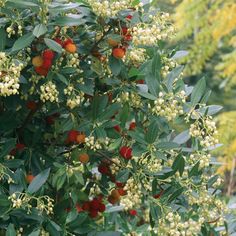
[151,91,186,121]
[86,0,134,18]
[127,48,148,67]
[6,24,23,37]
[139,155,162,173]
[157,212,202,236]
[40,81,59,103]
[132,13,174,46]
[64,85,85,109]
[85,136,102,150]
[161,56,178,77]
[188,152,211,168]
[189,116,219,148]
[0,52,24,97]
[0,163,14,184]
[120,177,142,210]
[117,92,142,108]
[9,192,54,215]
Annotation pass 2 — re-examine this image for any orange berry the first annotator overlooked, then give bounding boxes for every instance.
[65,43,77,53]
[76,134,86,144]
[26,174,35,184]
[107,38,119,47]
[79,153,90,164]
[112,48,125,59]
[32,56,44,67]
[108,195,117,205]
[111,189,120,200]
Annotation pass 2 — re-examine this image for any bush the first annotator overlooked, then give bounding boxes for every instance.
[0,0,227,235]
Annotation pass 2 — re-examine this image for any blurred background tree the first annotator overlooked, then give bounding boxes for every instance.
[154,0,236,195]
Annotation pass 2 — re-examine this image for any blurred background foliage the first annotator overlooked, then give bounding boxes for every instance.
[153,0,236,196]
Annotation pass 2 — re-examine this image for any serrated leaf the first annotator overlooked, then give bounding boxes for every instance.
[28,168,50,194]
[12,33,35,51]
[33,24,47,38]
[44,38,62,53]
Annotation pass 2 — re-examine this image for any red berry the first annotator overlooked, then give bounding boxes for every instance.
[98,164,109,175]
[129,122,136,130]
[82,201,90,211]
[114,125,121,133]
[76,203,83,213]
[126,15,133,20]
[46,116,55,125]
[42,59,52,70]
[16,143,25,150]
[98,203,106,213]
[118,188,127,196]
[154,190,164,199]
[89,210,98,218]
[26,101,37,111]
[35,66,48,76]
[124,34,132,41]
[65,207,71,212]
[67,130,79,143]
[129,209,137,216]
[116,182,124,188]
[90,198,100,210]
[63,38,73,47]
[122,27,128,35]
[42,50,55,60]
[54,38,63,46]
[136,79,145,84]
[119,146,132,159]
[112,47,126,59]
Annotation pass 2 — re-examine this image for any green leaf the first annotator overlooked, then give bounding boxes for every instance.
[191,77,206,106]
[6,224,16,236]
[145,120,159,143]
[109,56,122,76]
[188,161,200,177]
[12,33,35,51]
[44,38,62,53]
[33,24,47,38]
[173,130,190,144]
[55,16,85,26]
[0,28,7,51]
[66,210,78,224]
[138,91,157,100]
[0,138,16,159]
[156,142,179,150]
[168,187,184,203]
[116,169,130,183]
[55,73,69,85]
[28,230,40,236]
[28,168,50,194]
[120,103,129,127]
[7,0,39,7]
[172,155,185,176]
[94,232,121,236]
[166,66,184,91]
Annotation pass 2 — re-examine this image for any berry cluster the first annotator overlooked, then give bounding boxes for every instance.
[82,196,106,218]
[33,49,55,76]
